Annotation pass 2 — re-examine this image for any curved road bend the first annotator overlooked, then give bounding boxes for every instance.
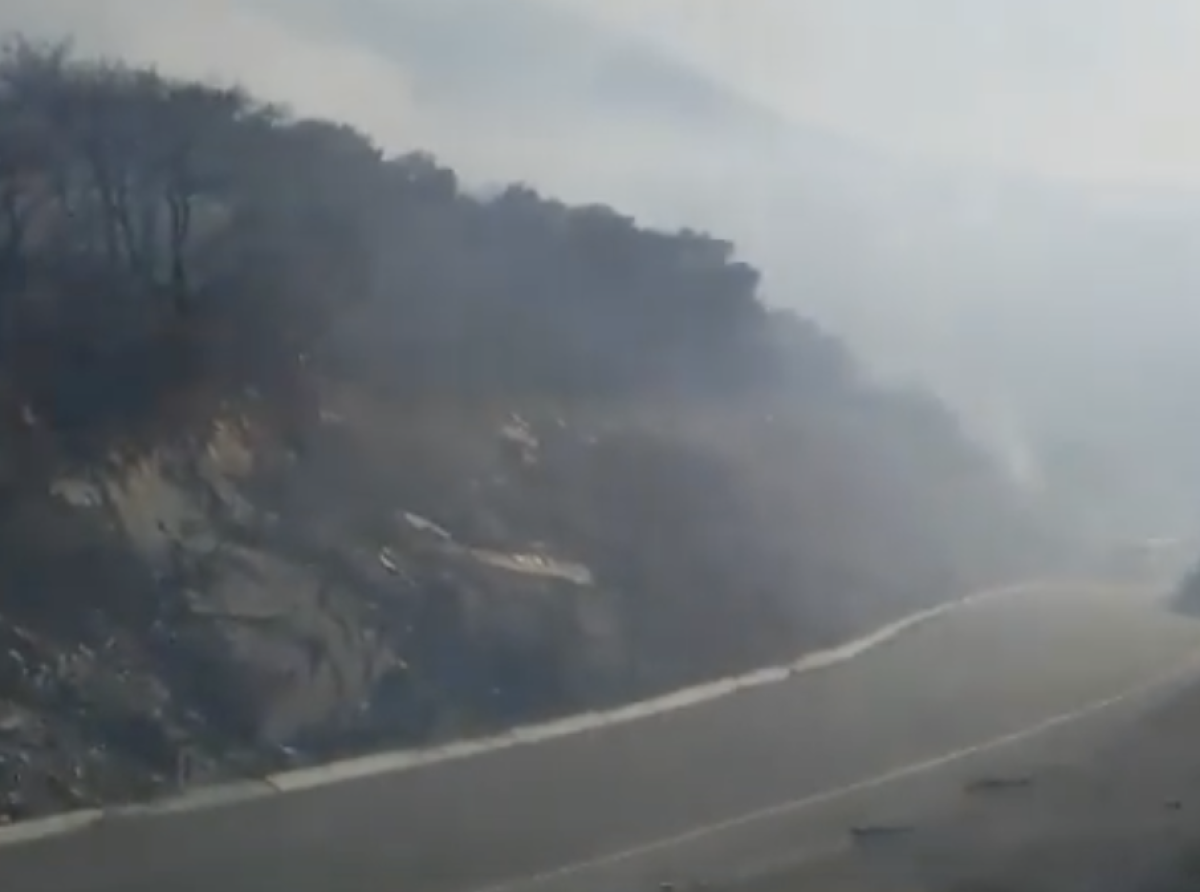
[1,583,1199,892]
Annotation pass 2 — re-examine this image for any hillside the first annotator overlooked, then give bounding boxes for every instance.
[0,40,1049,820]
[13,0,1195,543]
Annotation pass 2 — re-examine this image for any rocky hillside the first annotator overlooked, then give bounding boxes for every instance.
[0,39,1050,821]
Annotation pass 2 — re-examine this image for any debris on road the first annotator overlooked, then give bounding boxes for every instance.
[849,823,915,843]
[963,774,1035,794]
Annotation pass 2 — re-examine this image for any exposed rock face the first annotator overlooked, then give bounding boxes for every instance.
[0,392,1037,820]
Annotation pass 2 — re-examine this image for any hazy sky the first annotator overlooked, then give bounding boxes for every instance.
[3,0,1200,189]
[564,0,1200,186]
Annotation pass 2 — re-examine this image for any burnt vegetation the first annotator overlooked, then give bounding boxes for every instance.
[0,38,1048,817]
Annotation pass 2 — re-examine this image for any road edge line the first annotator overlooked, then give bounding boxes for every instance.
[0,578,1062,846]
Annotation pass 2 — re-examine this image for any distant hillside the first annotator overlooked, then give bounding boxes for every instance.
[274,0,788,136]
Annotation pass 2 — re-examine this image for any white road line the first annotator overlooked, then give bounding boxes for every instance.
[0,579,1120,849]
[266,581,1045,793]
[473,644,1200,892]
[0,811,103,847]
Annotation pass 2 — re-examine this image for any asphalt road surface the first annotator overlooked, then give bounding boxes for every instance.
[2,582,1199,892]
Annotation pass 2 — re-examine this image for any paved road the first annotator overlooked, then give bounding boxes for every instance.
[1,583,1199,892]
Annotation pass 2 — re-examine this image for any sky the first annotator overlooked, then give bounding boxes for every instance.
[4,0,1200,189]
[560,0,1200,187]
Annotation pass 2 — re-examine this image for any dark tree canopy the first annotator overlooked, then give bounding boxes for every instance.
[0,39,870,452]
